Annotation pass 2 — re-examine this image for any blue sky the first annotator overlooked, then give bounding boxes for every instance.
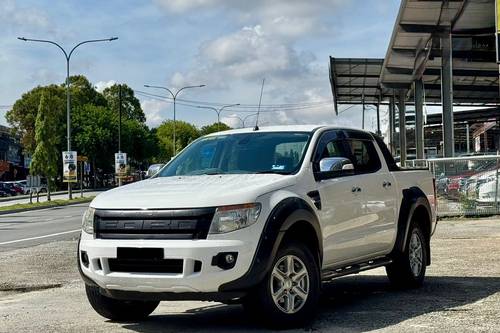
[0,0,401,130]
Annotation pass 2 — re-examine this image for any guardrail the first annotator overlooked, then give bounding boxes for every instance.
[406,155,500,217]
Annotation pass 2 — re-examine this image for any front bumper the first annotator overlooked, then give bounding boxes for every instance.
[79,234,255,294]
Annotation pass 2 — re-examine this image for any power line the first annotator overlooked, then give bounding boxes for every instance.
[134,88,332,110]
[134,90,333,113]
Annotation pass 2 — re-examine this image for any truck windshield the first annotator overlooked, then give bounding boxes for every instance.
[157,132,311,177]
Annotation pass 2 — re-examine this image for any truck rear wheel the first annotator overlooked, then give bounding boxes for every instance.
[243,241,320,329]
[85,285,159,321]
[386,222,427,288]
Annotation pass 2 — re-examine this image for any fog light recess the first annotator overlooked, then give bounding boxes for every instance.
[211,252,238,270]
[81,251,89,268]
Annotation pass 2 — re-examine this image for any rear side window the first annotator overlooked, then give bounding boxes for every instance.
[344,139,381,174]
[373,134,399,171]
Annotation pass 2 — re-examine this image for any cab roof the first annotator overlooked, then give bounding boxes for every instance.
[205,125,371,136]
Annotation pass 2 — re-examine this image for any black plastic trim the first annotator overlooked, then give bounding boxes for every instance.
[94,208,216,240]
[100,288,246,302]
[391,187,432,265]
[219,197,322,292]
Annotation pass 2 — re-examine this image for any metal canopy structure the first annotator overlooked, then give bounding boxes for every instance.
[380,0,499,104]
[330,0,500,163]
[329,58,384,108]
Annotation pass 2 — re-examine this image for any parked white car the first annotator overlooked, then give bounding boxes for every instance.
[477,174,500,208]
[78,125,436,328]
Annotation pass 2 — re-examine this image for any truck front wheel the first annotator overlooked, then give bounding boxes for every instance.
[386,222,428,288]
[243,241,320,329]
[85,285,159,321]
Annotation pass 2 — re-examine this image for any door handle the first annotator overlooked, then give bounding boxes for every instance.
[383,181,392,188]
[352,186,361,193]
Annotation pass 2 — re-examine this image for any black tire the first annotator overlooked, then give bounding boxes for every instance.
[243,241,320,329]
[85,285,159,321]
[386,222,428,288]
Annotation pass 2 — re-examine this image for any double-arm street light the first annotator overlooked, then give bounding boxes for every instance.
[144,84,205,155]
[215,113,258,128]
[18,36,118,199]
[197,104,240,131]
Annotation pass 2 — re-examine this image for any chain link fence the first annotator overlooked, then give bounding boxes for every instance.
[405,156,500,217]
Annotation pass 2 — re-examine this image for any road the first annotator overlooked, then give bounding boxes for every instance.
[0,190,102,207]
[0,207,499,332]
[0,203,87,251]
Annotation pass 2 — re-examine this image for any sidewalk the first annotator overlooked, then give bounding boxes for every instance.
[0,190,105,208]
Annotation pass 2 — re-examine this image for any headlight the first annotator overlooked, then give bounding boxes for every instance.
[82,208,95,234]
[209,203,261,234]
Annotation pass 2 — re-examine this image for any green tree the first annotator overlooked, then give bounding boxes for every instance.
[70,75,107,107]
[72,104,118,175]
[30,93,60,201]
[200,122,231,135]
[102,84,145,123]
[156,120,200,160]
[6,75,105,155]
[6,85,65,153]
[121,119,159,169]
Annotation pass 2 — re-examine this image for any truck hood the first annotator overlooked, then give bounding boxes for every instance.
[91,174,296,209]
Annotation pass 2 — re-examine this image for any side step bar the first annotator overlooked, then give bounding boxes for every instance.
[321,257,392,281]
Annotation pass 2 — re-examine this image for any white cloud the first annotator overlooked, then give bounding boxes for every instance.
[156,0,373,128]
[141,99,167,127]
[0,0,50,30]
[154,0,346,39]
[94,80,116,93]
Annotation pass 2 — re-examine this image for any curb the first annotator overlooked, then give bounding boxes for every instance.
[0,188,109,203]
[0,198,94,215]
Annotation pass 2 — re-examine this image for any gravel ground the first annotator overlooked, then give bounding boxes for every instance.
[0,218,499,332]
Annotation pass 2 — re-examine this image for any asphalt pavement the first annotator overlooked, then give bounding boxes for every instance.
[0,209,499,332]
[0,203,88,251]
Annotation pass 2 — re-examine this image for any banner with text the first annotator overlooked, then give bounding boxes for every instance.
[115,152,127,178]
[62,151,77,183]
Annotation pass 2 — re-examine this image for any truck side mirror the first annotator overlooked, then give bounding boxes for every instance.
[315,157,355,180]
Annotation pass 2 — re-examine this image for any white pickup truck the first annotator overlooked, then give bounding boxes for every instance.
[78,125,437,328]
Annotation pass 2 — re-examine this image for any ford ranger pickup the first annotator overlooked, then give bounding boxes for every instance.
[78,125,437,328]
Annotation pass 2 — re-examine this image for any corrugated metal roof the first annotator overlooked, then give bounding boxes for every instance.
[380,0,499,104]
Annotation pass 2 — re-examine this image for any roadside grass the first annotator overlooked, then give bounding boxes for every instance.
[0,196,95,212]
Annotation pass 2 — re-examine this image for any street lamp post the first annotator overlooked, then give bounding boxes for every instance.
[197,104,240,131]
[144,84,205,155]
[242,113,259,127]
[18,36,118,199]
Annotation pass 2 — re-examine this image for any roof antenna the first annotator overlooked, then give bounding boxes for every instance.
[254,78,265,131]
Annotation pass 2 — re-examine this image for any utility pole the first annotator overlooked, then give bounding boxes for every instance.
[18,36,118,199]
[118,84,122,187]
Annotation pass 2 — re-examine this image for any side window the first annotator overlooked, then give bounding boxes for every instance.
[345,139,381,174]
[323,141,343,158]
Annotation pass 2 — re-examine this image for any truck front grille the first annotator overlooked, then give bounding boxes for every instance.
[94,208,216,240]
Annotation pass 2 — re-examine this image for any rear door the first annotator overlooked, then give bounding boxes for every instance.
[343,137,398,257]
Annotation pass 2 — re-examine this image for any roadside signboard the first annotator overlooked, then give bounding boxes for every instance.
[62,151,78,183]
[497,0,500,63]
[27,175,41,188]
[115,152,127,178]
[84,162,90,175]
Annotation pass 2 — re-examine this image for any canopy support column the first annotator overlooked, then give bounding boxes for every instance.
[414,79,425,159]
[441,28,454,157]
[398,90,407,165]
[389,95,396,154]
